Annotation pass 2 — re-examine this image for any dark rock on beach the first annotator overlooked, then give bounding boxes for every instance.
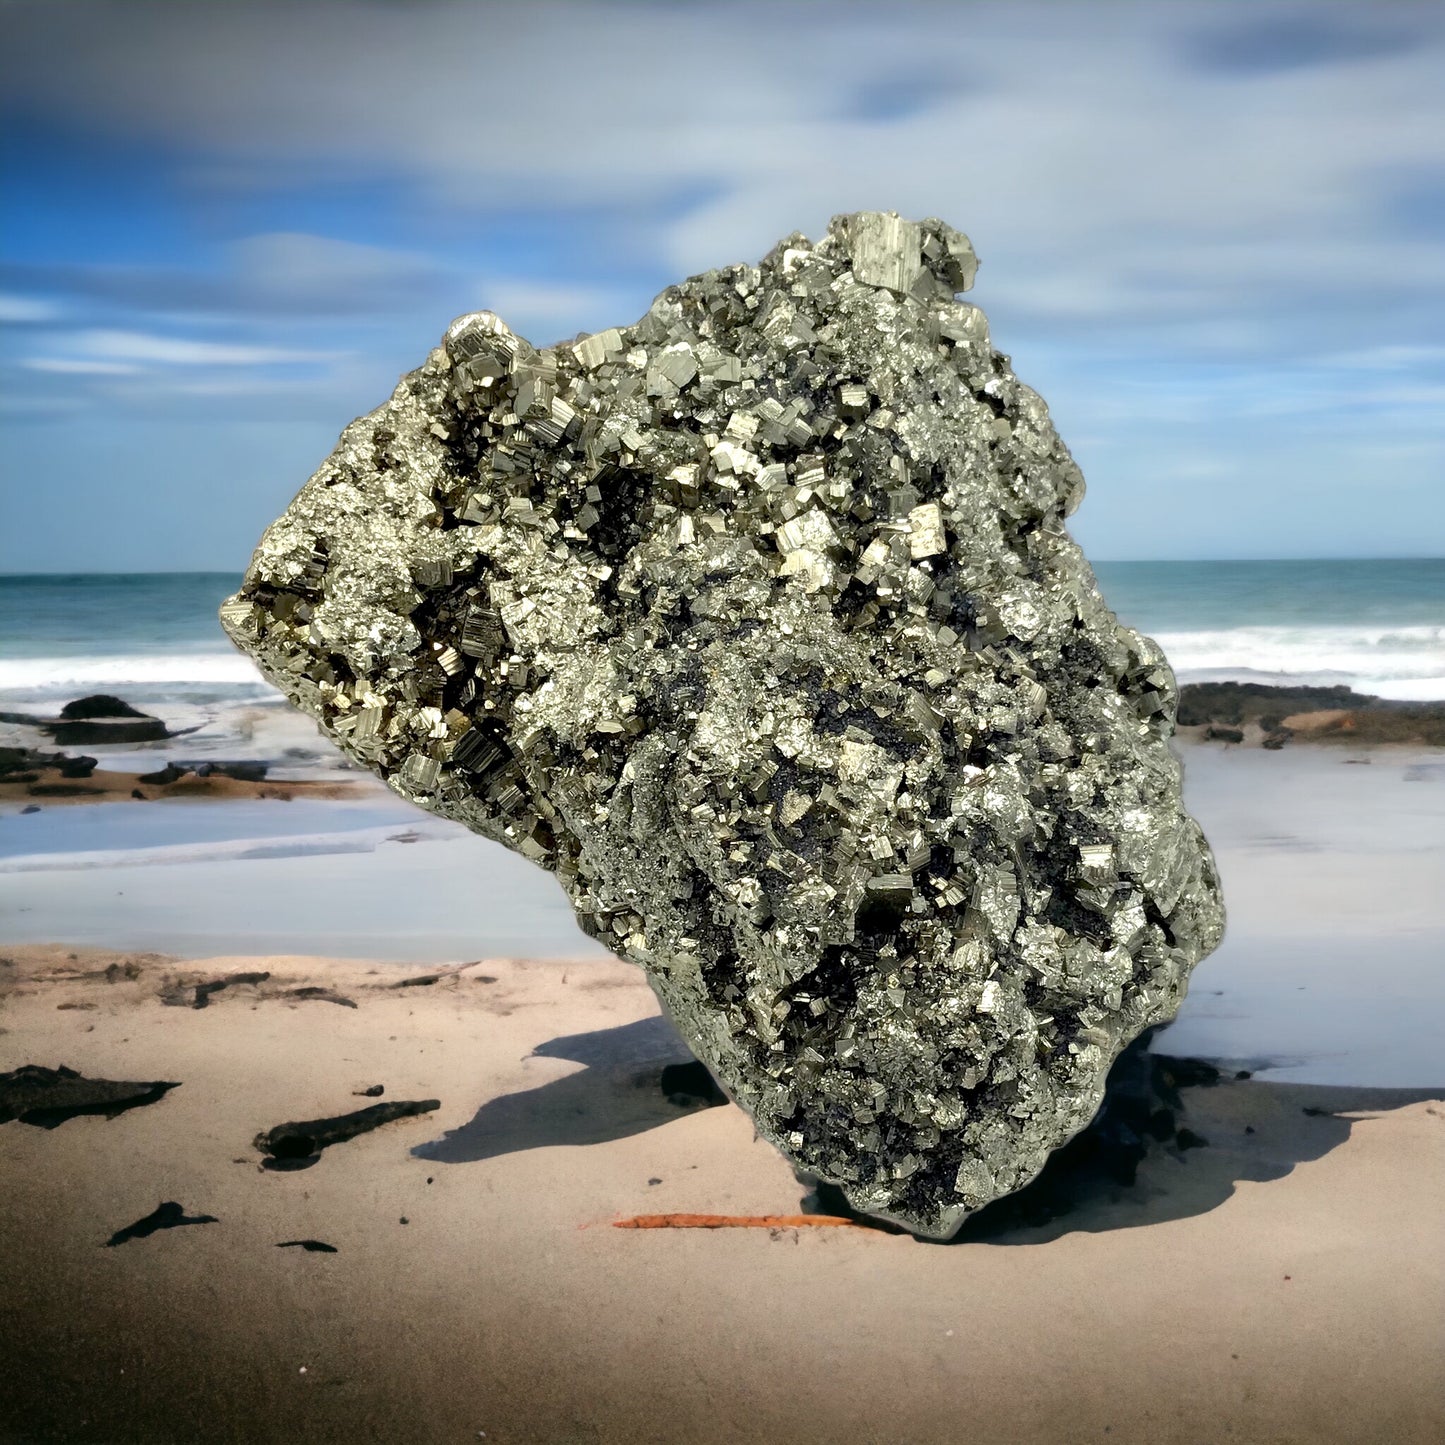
[51,716,171,746]
[193,971,271,1008]
[285,986,359,1008]
[0,1064,180,1128]
[189,760,270,783]
[160,971,272,1009]
[133,760,272,786]
[52,696,173,745]
[0,746,97,779]
[254,1098,441,1163]
[1203,725,1244,744]
[137,762,192,785]
[59,695,152,720]
[3,694,180,747]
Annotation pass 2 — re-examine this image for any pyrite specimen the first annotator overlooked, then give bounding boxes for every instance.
[222,211,1224,1238]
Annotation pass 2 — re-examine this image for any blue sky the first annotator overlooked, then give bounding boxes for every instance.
[2,0,1443,572]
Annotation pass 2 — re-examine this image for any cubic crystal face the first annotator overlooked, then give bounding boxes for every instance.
[222,212,1224,1238]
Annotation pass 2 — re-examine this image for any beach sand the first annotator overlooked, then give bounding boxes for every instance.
[0,943,1441,1445]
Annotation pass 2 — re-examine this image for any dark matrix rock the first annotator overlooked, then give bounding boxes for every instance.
[223,212,1224,1237]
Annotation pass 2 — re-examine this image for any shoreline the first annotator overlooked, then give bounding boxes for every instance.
[1,761,369,807]
[3,736,1442,1089]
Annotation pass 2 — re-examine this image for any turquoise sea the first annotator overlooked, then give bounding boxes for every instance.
[1,559,1441,705]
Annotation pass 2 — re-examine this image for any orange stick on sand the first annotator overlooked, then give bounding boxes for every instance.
[612,1212,875,1230]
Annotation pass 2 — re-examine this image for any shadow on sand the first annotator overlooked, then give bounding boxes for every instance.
[412,1014,725,1166]
[413,1013,1439,1244]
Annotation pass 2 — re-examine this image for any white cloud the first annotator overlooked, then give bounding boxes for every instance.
[70,328,343,366]
[1315,344,1445,371]
[3,2,1442,365]
[0,293,59,324]
[16,328,351,401]
[227,232,443,310]
[475,280,638,339]
[25,357,139,375]
[3,2,1443,560]
[1,233,448,322]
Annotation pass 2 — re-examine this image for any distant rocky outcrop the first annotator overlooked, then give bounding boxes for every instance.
[52,695,172,745]
[0,746,97,780]
[0,694,187,746]
[58,694,152,721]
[1178,682,1445,747]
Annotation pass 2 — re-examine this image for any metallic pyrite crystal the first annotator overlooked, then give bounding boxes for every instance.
[222,211,1225,1238]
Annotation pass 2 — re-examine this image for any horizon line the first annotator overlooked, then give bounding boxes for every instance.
[3,555,1443,581]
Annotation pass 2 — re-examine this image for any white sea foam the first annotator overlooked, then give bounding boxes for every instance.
[0,652,265,690]
[2,622,1442,705]
[1154,624,1445,699]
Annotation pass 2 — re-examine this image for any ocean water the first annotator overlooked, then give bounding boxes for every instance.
[1,559,1441,706]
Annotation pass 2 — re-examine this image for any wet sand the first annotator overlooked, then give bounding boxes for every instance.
[3,739,1440,1086]
[0,762,365,807]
